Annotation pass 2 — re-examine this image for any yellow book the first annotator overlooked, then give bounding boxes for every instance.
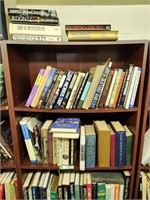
[82,65,105,110]
[67,30,119,41]
[93,120,111,167]
[31,65,52,108]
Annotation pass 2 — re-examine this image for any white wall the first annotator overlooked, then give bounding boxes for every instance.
[17,5,150,41]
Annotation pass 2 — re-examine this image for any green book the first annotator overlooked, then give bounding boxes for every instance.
[123,125,133,165]
[97,183,106,200]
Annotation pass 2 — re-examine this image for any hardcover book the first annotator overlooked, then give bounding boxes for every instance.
[110,121,126,167]
[85,124,96,168]
[93,120,111,167]
[65,24,111,31]
[0,0,8,40]
[80,126,86,171]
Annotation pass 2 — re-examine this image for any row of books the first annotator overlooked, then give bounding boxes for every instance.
[139,171,150,200]
[8,8,62,42]
[25,60,141,110]
[0,64,7,106]
[0,120,13,162]
[0,170,17,200]
[21,170,131,200]
[65,24,119,41]
[19,115,133,169]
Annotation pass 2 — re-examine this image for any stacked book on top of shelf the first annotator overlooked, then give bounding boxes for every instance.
[65,24,119,41]
[8,8,62,42]
[25,59,141,110]
[0,63,7,106]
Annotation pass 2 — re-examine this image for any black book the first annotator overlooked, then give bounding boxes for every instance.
[0,0,8,40]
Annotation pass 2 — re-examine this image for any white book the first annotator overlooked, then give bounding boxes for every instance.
[106,184,111,200]
[140,171,147,200]
[80,125,85,171]
[141,128,150,165]
[9,23,62,36]
[47,174,54,200]
[105,69,118,107]
[124,66,139,109]
[119,184,124,200]
[12,34,62,41]
[110,184,115,200]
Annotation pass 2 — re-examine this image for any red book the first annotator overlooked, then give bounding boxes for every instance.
[108,124,116,167]
[86,173,92,200]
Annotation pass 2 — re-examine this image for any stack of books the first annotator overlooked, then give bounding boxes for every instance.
[65,24,119,41]
[8,8,62,42]
[25,60,141,110]
[0,64,7,106]
[0,120,13,162]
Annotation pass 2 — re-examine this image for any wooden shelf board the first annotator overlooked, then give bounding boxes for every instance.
[141,165,150,170]
[15,101,138,113]
[0,159,15,169]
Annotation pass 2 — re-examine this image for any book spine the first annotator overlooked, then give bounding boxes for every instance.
[25,69,45,107]
[20,123,37,163]
[90,63,111,108]
[86,135,96,168]
[9,15,59,25]
[61,139,70,166]
[53,137,57,164]
[67,30,118,41]
[48,131,53,164]
[92,182,97,200]
[110,133,116,167]
[38,68,56,108]
[49,73,66,109]
[54,71,74,108]
[77,74,93,109]
[44,71,60,109]
[115,131,126,167]
[80,126,85,171]
[118,65,133,108]
[72,71,89,108]
[31,65,51,108]
[98,69,114,107]
[12,34,61,41]
[61,72,78,108]
[9,23,61,36]
[66,72,85,109]
[57,138,62,166]
[0,0,8,40]
[8,8,57,17]
[126,135,133,166]
[123,173,130,199]
[124,66,139,109]
[70,139,74,165]
[65,24,111,31]
[129,67,142,108]
[108,69,123,108]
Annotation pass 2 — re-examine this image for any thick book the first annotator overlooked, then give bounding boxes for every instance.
[25,69,45,107]
[31,65,51,108]
[31,171,41,200]
[19,116,37,163]
[8,8,58,17]
[51,118,80,133]
[9,23,62,36]
[93,120,111,167]
[9,15,59,25]
[85,124,96,168]
[54,70,74,108]
[65,24,111,31]
[41,120,53,164]
[82,64,105,109]
[97,183,106,199]
[67,30,119,41]
[110,121,126,167]
[123,125,133,166]
[90,60,112,108]
[12,34,61,41]
[0,0,8,40]
[80,126,86,171]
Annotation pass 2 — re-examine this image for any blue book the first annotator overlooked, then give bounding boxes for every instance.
[54,70,74,108]
[31,171,41,200]
[110,121,126,167]
[51,118,80,133]
[85,125,96,168]
[19,116,37,164]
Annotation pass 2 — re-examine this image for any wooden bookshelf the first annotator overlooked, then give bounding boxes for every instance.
[1,40,148,199]
[134,42,150,198]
